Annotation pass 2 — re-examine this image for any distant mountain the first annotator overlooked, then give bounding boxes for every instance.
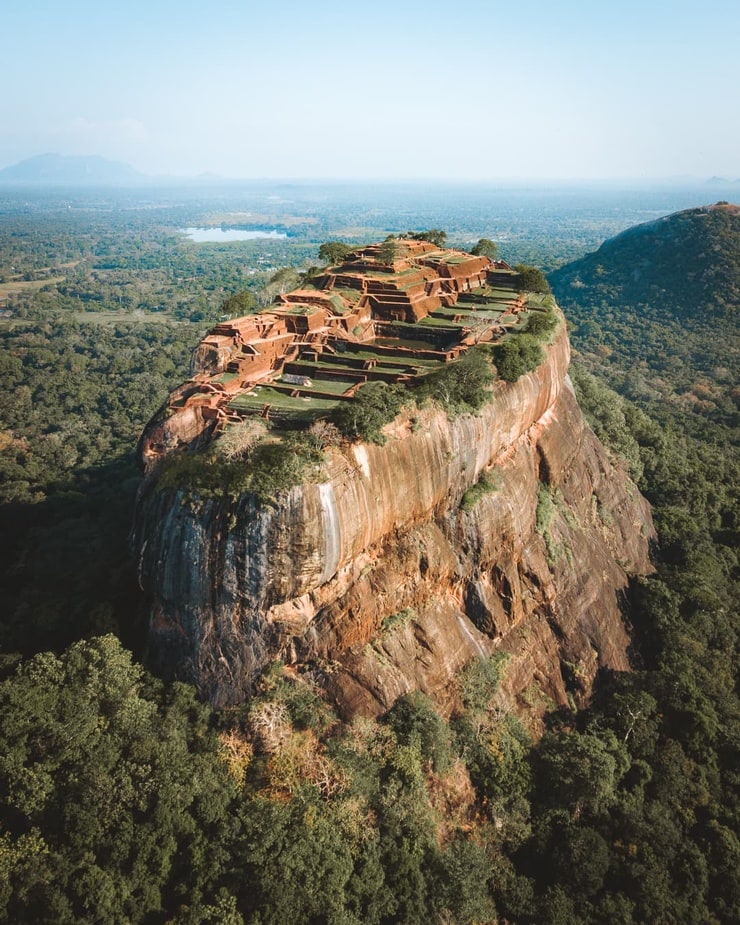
[0,153,145,185]
[550,202,740,319]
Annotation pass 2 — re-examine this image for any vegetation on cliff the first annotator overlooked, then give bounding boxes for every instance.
[490,298,558,382]
[513,264,550,294]
[412,347,495,414]
[332,381,408,444]
[491,334,544,383]
[155,430,327,502]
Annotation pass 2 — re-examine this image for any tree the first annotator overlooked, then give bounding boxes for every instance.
[533,731,628,818]
[333,381,406,443]
[415,347,494,412]
[434,837,496,923]
[377,239,399,266]
[526,306,558,338]
[493,335,544,382]
[232,796,356,924]
[318,242,353,265]
[410,229,447,247]
[384,692,453,774]
[267,267,300,296]
[221,290,256,317]
[550,826,611,896]
[514,264,551,293]
[471,238,498,260]
[216,418,268,461]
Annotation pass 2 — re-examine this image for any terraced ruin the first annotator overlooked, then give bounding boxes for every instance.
[142,239,550,460]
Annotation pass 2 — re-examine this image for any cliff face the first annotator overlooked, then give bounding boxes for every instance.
[133,324,654,719]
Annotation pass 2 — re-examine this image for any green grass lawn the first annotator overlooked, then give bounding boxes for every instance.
[283,376,357,395]
[228,388,341,414]
[342,349,444,370]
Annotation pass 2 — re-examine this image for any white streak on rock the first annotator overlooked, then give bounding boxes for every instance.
[352,444,371,479]
[318,482,341,584]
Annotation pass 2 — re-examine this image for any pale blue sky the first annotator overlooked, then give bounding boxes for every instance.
[3,0,739,179]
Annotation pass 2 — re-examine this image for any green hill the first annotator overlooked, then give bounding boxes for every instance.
[551,201,740,319]
[551,203,739,430]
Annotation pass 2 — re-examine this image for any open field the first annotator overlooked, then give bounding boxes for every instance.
[0,276,66,298]
[0,309,191,331]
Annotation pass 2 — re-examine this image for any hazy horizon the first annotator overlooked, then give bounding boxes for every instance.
[2,154,738,187]
[4,0,739,182]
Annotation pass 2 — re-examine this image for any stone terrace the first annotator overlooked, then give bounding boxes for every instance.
[164,240,531,433]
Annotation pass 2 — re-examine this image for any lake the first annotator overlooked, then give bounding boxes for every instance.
[182,227,288,243]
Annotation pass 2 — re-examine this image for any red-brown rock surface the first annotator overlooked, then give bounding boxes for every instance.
[133,320,654,722]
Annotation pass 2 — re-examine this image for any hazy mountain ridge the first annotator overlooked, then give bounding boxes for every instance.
[0,153,145,185]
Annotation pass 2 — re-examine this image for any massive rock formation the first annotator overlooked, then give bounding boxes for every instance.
[133,317,654,720]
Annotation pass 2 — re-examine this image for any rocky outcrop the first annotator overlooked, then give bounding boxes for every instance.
[133,323,654,720]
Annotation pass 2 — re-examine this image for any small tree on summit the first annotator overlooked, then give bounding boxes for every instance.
[318,241,353,265]
[471,238,498,260]
[378,238,400,266]
[216,418,268,461]
[333,381,406,443]
[514,264,550,293]
[410,229,447,247]
[416,347,494,412]
[493,335,544,381]
[221,289,257,317]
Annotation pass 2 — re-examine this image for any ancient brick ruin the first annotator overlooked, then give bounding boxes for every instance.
[142,240,531,460]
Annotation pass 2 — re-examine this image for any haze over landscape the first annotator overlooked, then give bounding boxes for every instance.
[3,0,739,180]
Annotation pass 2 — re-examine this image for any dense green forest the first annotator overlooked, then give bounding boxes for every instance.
[0,194,737,923]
